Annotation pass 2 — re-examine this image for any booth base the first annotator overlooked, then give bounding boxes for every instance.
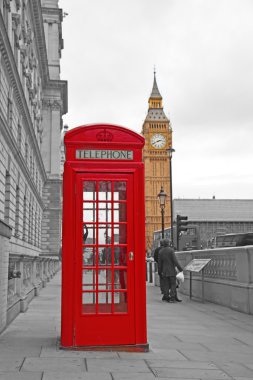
[59,341,149,352]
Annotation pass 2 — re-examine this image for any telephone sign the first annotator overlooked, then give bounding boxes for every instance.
[61,124,148,351]
[76,149,133,160]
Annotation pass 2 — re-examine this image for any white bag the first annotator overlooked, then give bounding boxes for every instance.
[176,271,184,283]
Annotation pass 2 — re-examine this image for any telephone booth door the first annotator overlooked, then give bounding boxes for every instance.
[75,173,135,345]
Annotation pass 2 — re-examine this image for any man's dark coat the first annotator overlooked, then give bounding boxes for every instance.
[158,247,183,277]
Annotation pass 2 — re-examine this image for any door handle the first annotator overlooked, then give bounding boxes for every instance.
[129,251,134,261]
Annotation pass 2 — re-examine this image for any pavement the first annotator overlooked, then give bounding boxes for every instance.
[0,273,253,380]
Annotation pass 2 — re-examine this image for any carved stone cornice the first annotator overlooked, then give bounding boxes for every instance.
[42,99,62,111]
[46,80,68,114]
[42,7,63,21]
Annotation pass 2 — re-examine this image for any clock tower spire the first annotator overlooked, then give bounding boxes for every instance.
[141,72,172,252]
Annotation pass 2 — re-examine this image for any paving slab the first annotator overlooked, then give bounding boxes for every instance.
[244,363,253,370]
[118,349,187,360]
[21,357,86,372]
[0,345,41,358]
[86,358,150,373]
[201,342,253,353]
[0,373,42,380]
[0,359,23,371]
[42,372,112,380]
[152,367,231,379]
[40,346,119,358]
[178,349,253,365]
[215,362,253,378]
[147,360,219,369]
[111,373,156,380]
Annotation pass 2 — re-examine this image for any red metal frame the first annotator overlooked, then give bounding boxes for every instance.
[61,124,148,350]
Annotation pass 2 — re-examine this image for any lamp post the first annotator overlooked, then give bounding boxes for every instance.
[157,186,167,239]
[167,147,175,247]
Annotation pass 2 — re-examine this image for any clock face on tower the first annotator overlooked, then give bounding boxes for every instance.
[150,133,166,149]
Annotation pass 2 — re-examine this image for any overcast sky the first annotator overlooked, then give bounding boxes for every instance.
[59,0,253,199]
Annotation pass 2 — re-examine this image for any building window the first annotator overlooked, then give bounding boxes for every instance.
[15,186,20,237]
[28,201,32,244]
[7,98,13,130]
[17,123,22,149]
[23,195,27,241]
[4,171,11,224]
[25,141,28,162]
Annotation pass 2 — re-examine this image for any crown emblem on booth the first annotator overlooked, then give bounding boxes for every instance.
[96,129,113,142]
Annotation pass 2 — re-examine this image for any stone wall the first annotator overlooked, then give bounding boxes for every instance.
[176,246,253,314]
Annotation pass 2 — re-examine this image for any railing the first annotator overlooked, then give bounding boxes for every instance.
[176,246,253,314]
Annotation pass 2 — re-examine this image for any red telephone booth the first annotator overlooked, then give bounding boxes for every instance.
[61,124,148,351]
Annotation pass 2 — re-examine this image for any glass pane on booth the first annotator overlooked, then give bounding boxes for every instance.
[113,203,126,222]
[83,203,96,223]
[114,224,126,244]
[83,247,96,266]
[114,269,127,290]
[114,292,127,313]
[98,203,112,223]
[82,269,96,290]
[83,224,96,244]
[98,224,112,245]
[114,181,127,200]
[83,181,96,201]
[98,181,112,201]
[82,292,96,314]
[98,269,112,290]
[99,246,112,265]
[98,293,112,313]
[114,246,127,266]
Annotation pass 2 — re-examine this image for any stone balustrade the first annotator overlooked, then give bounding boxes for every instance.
[6,254,60,327]
[175,246,253,314]
[0,219,60,333]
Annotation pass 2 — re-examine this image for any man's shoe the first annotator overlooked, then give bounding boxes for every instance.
[175,298,182,302]
[169,299,176,303]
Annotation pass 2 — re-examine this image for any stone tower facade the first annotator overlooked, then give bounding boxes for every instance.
[40,0,67,256]
[142,73,172,252]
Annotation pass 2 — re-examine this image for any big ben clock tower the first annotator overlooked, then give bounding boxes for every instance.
[142,72,172,252]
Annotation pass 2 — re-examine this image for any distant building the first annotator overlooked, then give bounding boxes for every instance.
[173,199,253,248]
[0,0,67,257]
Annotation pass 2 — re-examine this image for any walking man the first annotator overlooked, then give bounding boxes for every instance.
[158,239,183,303]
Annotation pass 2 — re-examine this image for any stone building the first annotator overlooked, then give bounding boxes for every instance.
[142,72,172,252]
[174,198,253,248]
[0,0,67,330]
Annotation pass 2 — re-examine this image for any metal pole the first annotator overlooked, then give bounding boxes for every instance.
[202,270,205,303]
[170,156,174,247]
[177,230,180,252]
[149,262,153,283]
[190,271,192,299]
[161,207,164,239]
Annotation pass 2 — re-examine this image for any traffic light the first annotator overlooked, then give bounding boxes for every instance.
[176,215,188,250]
